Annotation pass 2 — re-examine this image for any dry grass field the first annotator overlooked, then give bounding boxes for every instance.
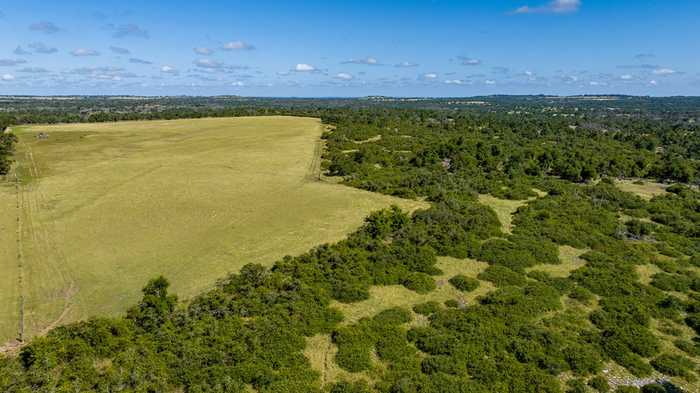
[477,194,529,234]
[614,179,668,201]
[0,116,426,345]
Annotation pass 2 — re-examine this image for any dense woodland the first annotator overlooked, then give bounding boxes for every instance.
[1,96,699,392]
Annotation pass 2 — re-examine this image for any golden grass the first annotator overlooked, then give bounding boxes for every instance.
[615,179,668,201]
[353,135,382,144]
[331,257,493,326]
[636,264,663,285]
[477,194,529,234]
[526,246,588,278]
[0,117,427,344]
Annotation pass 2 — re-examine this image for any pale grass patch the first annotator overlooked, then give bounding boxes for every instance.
[526,246,588,278]
[615,179,668,201]
[636,264,663,285]
[477,194,529,234]
[312,257,493,384]
[332,257,493,326]
[304,334,373,387]
[353,135,382,144]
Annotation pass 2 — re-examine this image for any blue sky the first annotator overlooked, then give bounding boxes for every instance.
[0,0,698,96]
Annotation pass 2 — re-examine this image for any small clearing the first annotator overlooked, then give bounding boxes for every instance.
[526,246,588,278]
[332,257,493,325]
[615,179,668,201]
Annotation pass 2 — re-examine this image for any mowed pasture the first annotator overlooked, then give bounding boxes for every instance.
[0,116,426,344]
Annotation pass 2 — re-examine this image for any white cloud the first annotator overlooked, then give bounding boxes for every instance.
[394,61,418,68]
[231,81,245,87]
[71,48,100,57]
[444,79,465,85]
[513,0,581,14]
[222,41,255,50]
[194,59,223,69]
[485,79,496,85]
[620,74,633,80]
[342,57,380,65]
[335,72,353,80]
[1,74,15,81]
[649,80,658,86]
[193,59,248,73]
[194,47,213,55]
[422,73,438,79]
[653,68,676,75]
[460,57,482,66]
[295,63,316,72]
[589,81,607,86]
[160,65,178,74]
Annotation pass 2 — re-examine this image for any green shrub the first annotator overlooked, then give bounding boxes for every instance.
[640,384,665,393]
[413,301,441,316]
[650,353,694,377]
[373,307,412,326]
[569,286,594,304]
[477,265,527,287]
[615,387,639,393]
[566,378,587,393]
[448,275,480,292]
[589,375,610,392]
[444,299,459,308]
[673,339,700,356]
[329,381,371,393]
[650,272,691,292]
[401,272,436,294]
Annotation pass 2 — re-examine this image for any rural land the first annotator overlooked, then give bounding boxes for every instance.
[0,95,698,393]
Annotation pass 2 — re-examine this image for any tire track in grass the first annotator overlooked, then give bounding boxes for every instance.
[18,141,76,340]
[15,167,25,343]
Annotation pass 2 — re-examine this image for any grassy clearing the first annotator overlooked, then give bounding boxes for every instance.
[331,257,493,326]
[308,257,493,385]
[477,194,529,234]
[615,179,668,201]
[0,116,426,344]
[304,334,373,387]
[636,263,663,285]
[527,246,588,278]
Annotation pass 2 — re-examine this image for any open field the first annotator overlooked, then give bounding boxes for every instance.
[0,116,426,345]
[331,257,493,326]
[615,179,668,201]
